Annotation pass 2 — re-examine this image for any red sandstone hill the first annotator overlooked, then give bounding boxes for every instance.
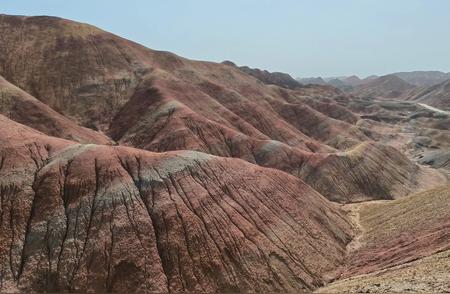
[0,14,438,203]
[0,14,449,293]
[342,75,363,87]
[406,78,450,110]
[393,71,450,87]
[0,115,353,292]
[352,74,416,99]
[0,75,111,144]
[230,62,303,90]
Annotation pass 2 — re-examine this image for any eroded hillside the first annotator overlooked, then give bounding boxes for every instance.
[0,14,449,293]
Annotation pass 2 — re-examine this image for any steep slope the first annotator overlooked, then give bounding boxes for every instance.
[0,14,152,130]
[0,14,357,152]
[297,77,328,85]
[0,75,111,144]
[224,61,302,89]
[0,14,441,204]
[327,78,352,91]
[393,71,450,87]
[107,82,440,203]
[407,79,450,110]
[342,75,362,87]
[1,12,449,294]
[352,74,416,98]
[296,142,444,203]
[0,115,353,292]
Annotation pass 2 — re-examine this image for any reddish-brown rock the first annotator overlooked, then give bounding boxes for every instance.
[0,116,353,292]
[0,14,444,204]
[0,75,111,144]
[1,13,449,293]
[351,74,416,99]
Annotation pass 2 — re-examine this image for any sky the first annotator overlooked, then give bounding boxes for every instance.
[2,0,450,78]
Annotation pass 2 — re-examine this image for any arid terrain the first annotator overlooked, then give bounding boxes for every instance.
[0,14,449,293]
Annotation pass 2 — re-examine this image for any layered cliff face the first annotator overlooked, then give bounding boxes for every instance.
[0,115,352,292]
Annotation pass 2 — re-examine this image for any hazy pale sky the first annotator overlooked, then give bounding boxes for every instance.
[2,0,450,78]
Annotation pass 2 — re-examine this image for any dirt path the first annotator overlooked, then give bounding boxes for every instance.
[321,200,392,287]
[341,203,364,253]
[340,200,390,256]
[418,103,450,115]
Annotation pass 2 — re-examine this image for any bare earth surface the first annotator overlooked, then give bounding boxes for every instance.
[318,185,450,293]
[0,115,353,292]
[0,14,450,292]
[318,249,450,293]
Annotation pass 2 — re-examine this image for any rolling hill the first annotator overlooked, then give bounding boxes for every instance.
[0,13,449,293]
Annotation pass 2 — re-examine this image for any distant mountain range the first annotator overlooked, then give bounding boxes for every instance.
[394,71,450,87]
[407,79,450,109]
[298,71,450,88]
[352,74,416,99]
[297,71,450,109]
[297,77,328,85]
[223,61,303,89]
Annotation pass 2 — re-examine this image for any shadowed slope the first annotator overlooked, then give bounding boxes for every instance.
[0,75,111,144]
[227,62,303,89]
